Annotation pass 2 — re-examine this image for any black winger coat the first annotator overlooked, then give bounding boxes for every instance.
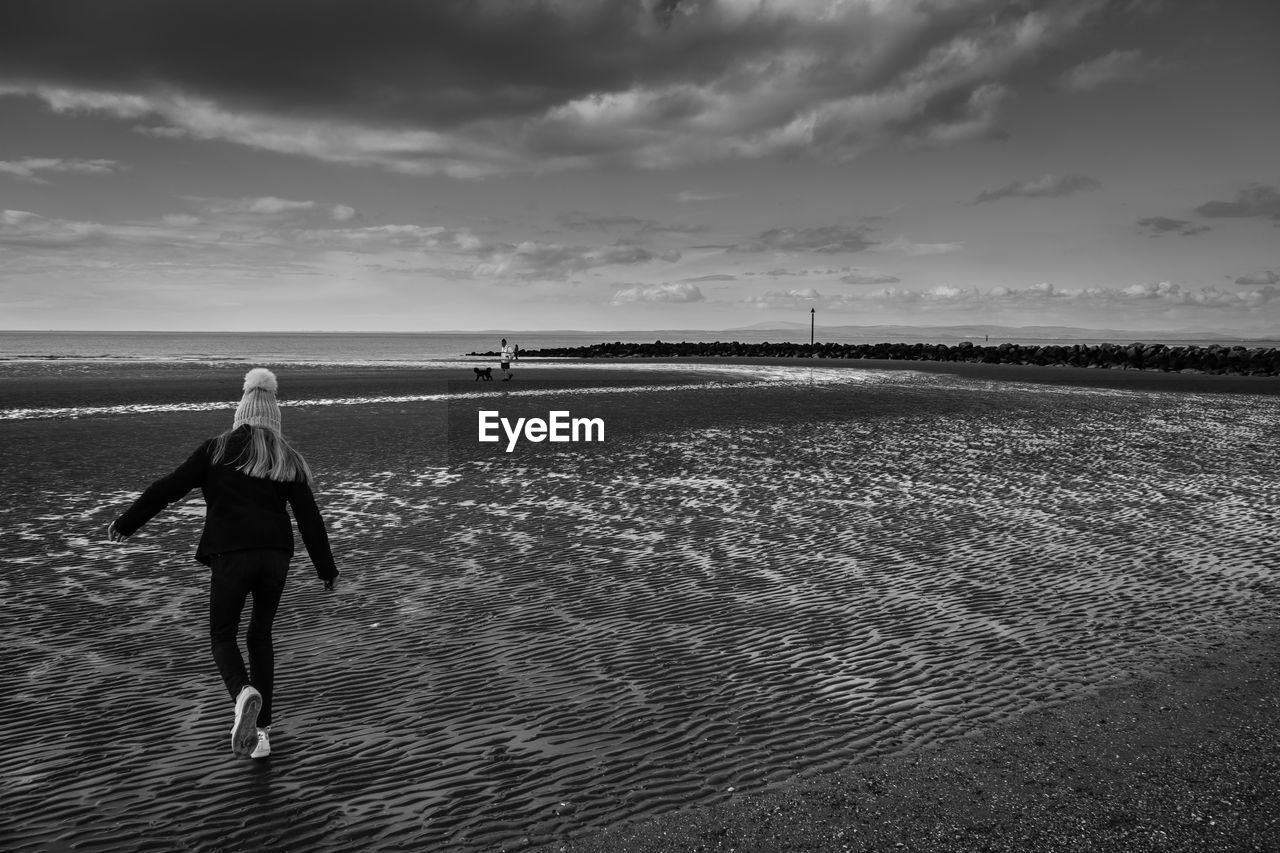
[113,426,338,581]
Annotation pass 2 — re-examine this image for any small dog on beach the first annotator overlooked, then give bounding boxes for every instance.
[473,367,494,381]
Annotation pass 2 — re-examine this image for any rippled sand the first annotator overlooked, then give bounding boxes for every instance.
[1,363,1276,851]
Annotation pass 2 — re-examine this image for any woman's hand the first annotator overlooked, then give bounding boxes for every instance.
[106,522,128,542]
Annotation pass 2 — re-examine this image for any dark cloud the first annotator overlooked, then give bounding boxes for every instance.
[0,1,783,127]
[682,273,735,282]
[0,0,1111,175]
[896,82,1012,148]
[1057,48,1171,92]
[751,266,868,278]
[476,239,680,280]
[975,173,1101,203]
[652,0,692,30]
[558,212,653,230]
[729,226,876,254]
[1195,185,1280,220]
[558,211,706,236]
[841,271,901,285]
[1235,270,1279,285]
[1137,216,1210,237]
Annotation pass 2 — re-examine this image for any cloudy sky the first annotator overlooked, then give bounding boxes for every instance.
[2,0,1277,333]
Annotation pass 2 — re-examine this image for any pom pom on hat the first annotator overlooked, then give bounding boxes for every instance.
[242,367,278,395]
[234,367,282,433]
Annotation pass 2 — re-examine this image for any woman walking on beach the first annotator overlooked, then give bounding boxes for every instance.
[107,368,339,760]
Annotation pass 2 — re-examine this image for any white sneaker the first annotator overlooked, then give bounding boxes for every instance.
[250,727,271,759]
[230,686,262,757]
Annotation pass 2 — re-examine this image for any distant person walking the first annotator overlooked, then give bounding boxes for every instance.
[499,338,518,381]
[107,368,339,760]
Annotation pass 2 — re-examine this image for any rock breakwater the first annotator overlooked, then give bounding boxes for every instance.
[489,340,1280,375]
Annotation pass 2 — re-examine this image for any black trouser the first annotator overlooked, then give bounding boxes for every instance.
[209,549,290,727]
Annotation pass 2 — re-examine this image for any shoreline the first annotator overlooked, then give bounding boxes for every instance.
[1,356,1276,415]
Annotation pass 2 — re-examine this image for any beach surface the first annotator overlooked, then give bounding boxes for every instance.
[1,358,1276,851]
[535,621,1280,853]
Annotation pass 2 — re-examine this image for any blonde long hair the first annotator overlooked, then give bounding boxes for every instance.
[211,425,313,483]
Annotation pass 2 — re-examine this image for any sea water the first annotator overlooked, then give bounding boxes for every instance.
[4,329,1275,365]
[0,330,804,364]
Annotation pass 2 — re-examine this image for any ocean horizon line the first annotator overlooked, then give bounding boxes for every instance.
[1,323,1273,340]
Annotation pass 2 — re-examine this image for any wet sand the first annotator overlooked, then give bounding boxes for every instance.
[1,359,1277,851]
[537,621,1280,852]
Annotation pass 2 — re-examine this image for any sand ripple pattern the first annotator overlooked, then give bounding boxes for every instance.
[2,374,1277,851]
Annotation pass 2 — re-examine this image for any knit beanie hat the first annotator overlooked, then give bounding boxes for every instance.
[233,367,282,433]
